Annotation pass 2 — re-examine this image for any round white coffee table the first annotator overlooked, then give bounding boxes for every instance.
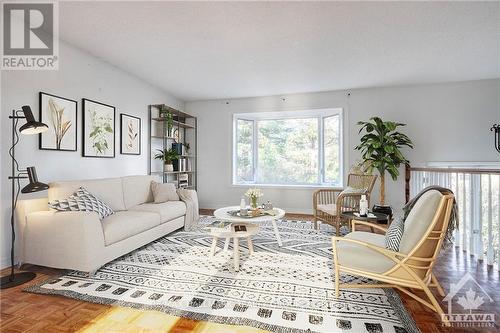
[213,206,286,246]
[208,222,259,271]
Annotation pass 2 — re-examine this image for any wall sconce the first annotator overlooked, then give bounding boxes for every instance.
[491,124,500,153]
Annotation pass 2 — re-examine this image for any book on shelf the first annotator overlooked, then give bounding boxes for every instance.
[172,143,183,155]
[176,158,192,172]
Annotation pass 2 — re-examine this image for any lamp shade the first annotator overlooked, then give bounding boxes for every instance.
[21,167,49,193]
[19,106,48,135]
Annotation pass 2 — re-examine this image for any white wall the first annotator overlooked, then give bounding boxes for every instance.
[186,79,500,214]
[0,41,183,268]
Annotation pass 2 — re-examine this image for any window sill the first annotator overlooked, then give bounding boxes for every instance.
[231,183,343,190]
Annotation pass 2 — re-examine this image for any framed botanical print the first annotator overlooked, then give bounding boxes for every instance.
[39,92,77,151]
[82,98,115,158]
[120,114,141,155]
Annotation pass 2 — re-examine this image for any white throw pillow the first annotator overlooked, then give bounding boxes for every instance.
[151,181,179,203]
[339,186,366,196]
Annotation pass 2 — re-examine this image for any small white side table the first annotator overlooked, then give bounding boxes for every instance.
[208,222,259,271]
[213,206,285,246]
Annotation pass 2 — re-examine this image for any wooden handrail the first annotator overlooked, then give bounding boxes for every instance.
[404,164,500,203]
[409,167,500,174]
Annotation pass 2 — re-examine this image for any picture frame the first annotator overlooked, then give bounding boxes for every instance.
[120,114,141,155]
[82,98,116,158]
[39,92,78,151]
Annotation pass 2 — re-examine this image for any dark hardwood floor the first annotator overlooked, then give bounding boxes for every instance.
[1,212,498,332]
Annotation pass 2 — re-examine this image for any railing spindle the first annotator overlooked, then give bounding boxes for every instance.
[487,174,494,265]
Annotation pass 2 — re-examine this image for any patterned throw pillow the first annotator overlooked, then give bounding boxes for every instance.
[49,187,114,220]
[385,218,405,252]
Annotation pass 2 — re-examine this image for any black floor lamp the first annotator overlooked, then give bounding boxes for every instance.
[1,106,49,289]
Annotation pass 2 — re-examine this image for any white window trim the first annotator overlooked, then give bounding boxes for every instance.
[232,108,343,188]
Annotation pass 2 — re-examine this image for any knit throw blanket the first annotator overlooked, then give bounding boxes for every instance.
[177,189,200,231]
[402,185,459,246]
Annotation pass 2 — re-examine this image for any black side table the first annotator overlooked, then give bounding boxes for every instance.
[341,211,390,233]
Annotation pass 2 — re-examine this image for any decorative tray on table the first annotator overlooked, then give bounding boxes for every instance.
[227,209,277,219]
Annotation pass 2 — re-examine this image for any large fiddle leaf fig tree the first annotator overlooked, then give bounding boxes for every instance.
[355,117,414,205]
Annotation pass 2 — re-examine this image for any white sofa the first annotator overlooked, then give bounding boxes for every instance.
[16,175,192,273]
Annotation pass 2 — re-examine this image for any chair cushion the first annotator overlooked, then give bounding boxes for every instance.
[399,190,443,254]
[345,231,386,247]
[122,175,159,209]
[129,201,186,223]
[317,204,337,215]
[335,231,395,273]
[49,177,126,211]
[102,211,161,245]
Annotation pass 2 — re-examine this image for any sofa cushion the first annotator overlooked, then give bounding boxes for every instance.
[122,175,159,209]
[49,177,126,211]
[399,190,443,254]
[336,231,395,273]
[129,201,186,223]
[102,211,160,246]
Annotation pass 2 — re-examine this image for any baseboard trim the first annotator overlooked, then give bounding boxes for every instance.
[1,256,11,270]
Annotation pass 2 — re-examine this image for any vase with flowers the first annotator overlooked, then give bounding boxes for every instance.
[245,188,263,209]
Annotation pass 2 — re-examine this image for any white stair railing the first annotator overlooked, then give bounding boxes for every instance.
[405,164,500,269]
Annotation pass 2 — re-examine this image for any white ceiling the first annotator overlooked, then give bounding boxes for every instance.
[59,1,500,101]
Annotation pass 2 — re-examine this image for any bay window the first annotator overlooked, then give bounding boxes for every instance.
[233,109,343,187]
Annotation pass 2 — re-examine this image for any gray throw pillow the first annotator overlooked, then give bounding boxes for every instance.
[385,218,405,252]
[49,187,114,220]
[151,181,179,203]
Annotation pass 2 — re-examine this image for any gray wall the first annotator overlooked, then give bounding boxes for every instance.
[0,41,183,268]
[186,79,500,214]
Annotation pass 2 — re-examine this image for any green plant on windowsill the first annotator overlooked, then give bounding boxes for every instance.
[154,148,179,172]
[355,117,414,205]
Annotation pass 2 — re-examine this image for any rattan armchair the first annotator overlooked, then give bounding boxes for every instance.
[332,191,454,326]
[313,174,377,235]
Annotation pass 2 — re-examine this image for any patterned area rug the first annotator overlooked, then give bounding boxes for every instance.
[25,217,419,333]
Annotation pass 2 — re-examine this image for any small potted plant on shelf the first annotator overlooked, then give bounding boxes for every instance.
[355,117,414,217]
[154,148,179,172]
[159,105,168,118]
[245,188,263,210]
[159,106,174,137]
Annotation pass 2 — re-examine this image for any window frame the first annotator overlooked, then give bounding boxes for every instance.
[232,108,343,188]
